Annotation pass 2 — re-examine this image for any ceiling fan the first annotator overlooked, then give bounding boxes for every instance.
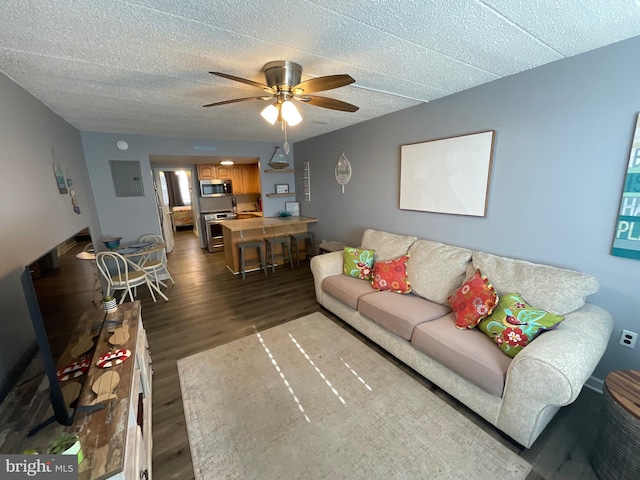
[203,61,359,125]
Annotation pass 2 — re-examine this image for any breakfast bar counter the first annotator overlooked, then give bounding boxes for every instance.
[221,216,318,274]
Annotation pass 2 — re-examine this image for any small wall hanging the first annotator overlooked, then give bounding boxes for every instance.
[51,147,68,194]
[67,176,81,214]
[335,151,351,193]
[612,113,640,260]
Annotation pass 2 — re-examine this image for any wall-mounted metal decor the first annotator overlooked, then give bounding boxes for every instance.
[612,113,640,259]
[400,131,495,217]
[335,151,351,193]
[301,160,311,202]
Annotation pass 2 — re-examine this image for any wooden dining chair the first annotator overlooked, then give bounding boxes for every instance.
[138,234,175,289]
[96,251,157,304]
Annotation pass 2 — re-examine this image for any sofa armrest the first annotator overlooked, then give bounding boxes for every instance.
[497,302,613,446]
[310,251,343,304]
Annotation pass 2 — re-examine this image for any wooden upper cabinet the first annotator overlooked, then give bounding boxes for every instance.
[215,165,233,179]
[198,165,215,180]
[198,164,260,193]
[231,165,260,194]
[243,165,261,194]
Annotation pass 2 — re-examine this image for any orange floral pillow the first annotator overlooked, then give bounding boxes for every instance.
[448,269,498,330]
[371,255,411,294]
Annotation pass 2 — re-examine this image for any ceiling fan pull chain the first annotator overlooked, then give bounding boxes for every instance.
[282,120,290,154]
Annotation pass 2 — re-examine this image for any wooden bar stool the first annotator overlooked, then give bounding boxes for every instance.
[289,232,314,267]
[238,240,267,279]
[265,236,294,272]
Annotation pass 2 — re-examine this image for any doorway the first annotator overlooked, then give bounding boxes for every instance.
[153,168,198,253]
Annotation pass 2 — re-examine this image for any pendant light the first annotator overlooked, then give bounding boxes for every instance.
[260,104,279,125]
[280,101,301,126]
[260,93,301,154]
[260,100,301,127]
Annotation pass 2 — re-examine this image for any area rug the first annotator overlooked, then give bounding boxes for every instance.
[178,312,531,479]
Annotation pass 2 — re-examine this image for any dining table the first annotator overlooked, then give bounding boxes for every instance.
[116,241,166,264]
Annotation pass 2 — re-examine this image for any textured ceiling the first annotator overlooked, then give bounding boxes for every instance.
[2,1,640,144]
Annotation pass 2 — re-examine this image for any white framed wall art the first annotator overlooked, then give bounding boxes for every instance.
[400,131,495,217]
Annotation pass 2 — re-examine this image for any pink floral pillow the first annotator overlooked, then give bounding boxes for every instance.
[448,269,498,330]
[371,255,411,294]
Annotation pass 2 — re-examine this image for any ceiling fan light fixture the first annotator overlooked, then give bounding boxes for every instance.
[261,104,279,125]
[281,100,301,126]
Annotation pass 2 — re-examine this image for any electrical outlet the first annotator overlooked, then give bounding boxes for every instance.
[619,329,638,349]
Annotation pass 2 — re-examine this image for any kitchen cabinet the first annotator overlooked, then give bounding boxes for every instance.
[215,165,233,179]
[198,165,215,180]
[235,164,261,194]
[198,164,260,194]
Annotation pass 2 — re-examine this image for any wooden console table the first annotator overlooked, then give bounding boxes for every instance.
[77,301,152,480]
[0,301,152,480]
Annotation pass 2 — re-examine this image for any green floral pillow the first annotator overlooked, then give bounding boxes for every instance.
[477,293,564,358]
[343,247,375,280]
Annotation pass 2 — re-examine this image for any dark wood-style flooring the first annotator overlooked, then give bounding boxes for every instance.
[2,230,605,479]
[140,230,321,478]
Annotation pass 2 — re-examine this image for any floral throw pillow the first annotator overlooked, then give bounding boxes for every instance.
[343,247,375,280]
[448,269,498,330]
[478,293,564,358]
[372,255,411,294]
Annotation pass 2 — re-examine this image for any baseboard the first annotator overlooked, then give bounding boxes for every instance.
[584,375,605,394]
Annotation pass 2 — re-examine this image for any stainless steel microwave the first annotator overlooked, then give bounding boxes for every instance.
[200,179,232,197]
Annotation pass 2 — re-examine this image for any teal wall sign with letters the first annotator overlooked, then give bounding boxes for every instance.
[612,113,640,259]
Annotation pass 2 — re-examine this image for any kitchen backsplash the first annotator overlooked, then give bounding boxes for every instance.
[200,194,260,213]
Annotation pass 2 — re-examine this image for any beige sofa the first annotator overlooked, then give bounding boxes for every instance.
[310,229,614,448]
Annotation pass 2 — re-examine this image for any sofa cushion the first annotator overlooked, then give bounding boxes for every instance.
[472,252,599,315]
[448,269,498,330]
[372,255,411,293]
[359,292,450,340]
[411,314,512,397]
[477,293,564,358]
[407,239,472,305]
[322,275,376,310]
[361,229,417,262]
[343,247,375,280]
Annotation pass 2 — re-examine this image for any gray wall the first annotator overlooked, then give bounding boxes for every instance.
[81,132,292,245]
[0,73,98,389]
[294,36,640,380]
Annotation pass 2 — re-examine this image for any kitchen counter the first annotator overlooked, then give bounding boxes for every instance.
[221,216,318,274]
[236,211,264,219]
[220,215,317,231]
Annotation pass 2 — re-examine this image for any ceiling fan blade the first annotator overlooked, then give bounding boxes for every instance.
[297,95,359,112]
[292,75,355,94]
[209,72,275,93]
[202,96,271,108]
